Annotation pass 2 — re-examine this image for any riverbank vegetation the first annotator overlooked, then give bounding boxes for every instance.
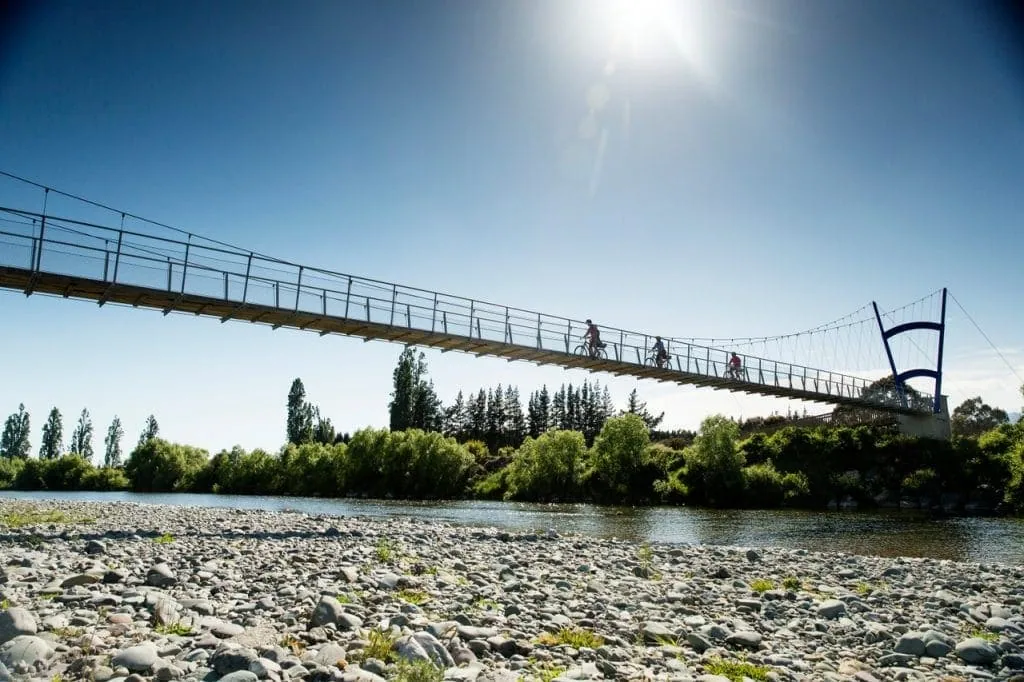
[0,350,1021,514]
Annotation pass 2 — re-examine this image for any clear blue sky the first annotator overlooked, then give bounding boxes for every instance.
[1,0,1022,457]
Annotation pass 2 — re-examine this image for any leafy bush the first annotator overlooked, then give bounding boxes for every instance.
[80,466,129,491]
[0,457,25,488]
[124,439,209,492]
[588,414,656,502]
[504,430,587,501]
[742,461,785,508]
[681,416,745,507]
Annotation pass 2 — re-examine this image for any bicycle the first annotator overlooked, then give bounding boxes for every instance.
[725,365,749,380]
[644,352,672,369]
[574,341,607,360]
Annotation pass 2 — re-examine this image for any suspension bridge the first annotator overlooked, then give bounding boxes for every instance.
[0,172,954,438]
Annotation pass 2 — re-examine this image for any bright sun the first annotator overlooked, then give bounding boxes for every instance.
[604,0,676,49]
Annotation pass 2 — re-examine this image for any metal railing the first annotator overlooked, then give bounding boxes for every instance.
[0,184,932,414]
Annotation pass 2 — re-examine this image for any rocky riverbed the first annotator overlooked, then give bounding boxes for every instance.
[0,500,1021,682]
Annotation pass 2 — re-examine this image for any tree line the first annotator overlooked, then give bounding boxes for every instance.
[1,405,159,467]
[1,347,1020,516]
[2,408,1020,515]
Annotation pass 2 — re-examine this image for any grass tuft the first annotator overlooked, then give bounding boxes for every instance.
[393,658,443,682]
[1,508,93,528]
[535,626,604,649]
[781,576,801,591]
[154,533,175,544]
[749,578,774,593]
[704,657,770,681]
[396,589,430,605]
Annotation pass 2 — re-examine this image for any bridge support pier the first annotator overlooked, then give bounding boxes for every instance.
[896,396,951,440]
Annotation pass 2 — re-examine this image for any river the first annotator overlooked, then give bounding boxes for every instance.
[1,490,1021,565]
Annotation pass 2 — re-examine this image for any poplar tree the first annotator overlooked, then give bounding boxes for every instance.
[1,404,31,459]
[69,408,95,460]
[104,416,124,467]
[40,407,64,460]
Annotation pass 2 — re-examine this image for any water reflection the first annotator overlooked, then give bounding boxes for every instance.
[1,491,1020,565]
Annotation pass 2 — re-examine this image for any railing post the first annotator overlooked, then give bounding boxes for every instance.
[536,313,541,349]
[33,188,49,272]
[432,293,438,333]
[323,289,328,316]
[390,284,397,326]
[275,282,280,308]
[706,347,711,376]
[27,219,37,270]
[241,253,253,304]
[443,311,448,334]
[505,307,510,343]
[364,297,370,321]
[468,300,475,336]
[112,224,124,284]
[343,276,352,318]
[476,318,482,339]
[166,259,173,291]
[295,266,304,311]
[180,235,191,295]
[406,303,411,326]
[224,272,229,300]
[103,241,110,281]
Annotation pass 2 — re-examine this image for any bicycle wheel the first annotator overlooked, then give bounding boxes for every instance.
[595,346,608,360]
[644,355,657,367]
[573,344,589,357]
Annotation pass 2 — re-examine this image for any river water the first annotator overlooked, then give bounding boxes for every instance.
[2,490,1021,566]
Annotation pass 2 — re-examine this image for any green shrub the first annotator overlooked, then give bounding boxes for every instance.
[742,461,785,507]
[503,430,587,502]
[124,439,209,492]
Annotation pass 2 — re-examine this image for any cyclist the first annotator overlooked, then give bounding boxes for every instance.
[728,352,743,379]
[583,319,605,357]
[652,336,668,368]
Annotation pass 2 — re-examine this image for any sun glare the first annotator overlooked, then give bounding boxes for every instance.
[605,0,675,51]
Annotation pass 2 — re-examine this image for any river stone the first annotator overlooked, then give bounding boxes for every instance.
[248,658,281,679]
[725,630,762,650]
[218,672,258,682]
[0,635,53,669]
[641,622,676,644]
[61,572,101,587]
[84,539,106,554]
[955,637,999,665]
[112,643,159,672]
[309,596,345,628]
[1004,653,1024,669]
[312,643,347,666]
[412,631,455,667]
[687,632,712,653]
[211,643,259,674]
[894,631,927,656]
[817,599,846,619]
[146,563,177,587]
[0,608,36,643]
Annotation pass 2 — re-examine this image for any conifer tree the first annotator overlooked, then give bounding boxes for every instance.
[505,385,526,447]
[0,404,31,459]
[69,408,94,460]
[622,388,664,430]
[138,414,159,448]
[287,378,315,444]
[104,416,124,467]
[40,407,64,460]
[468,390,488,441]
[444,391,467,439]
